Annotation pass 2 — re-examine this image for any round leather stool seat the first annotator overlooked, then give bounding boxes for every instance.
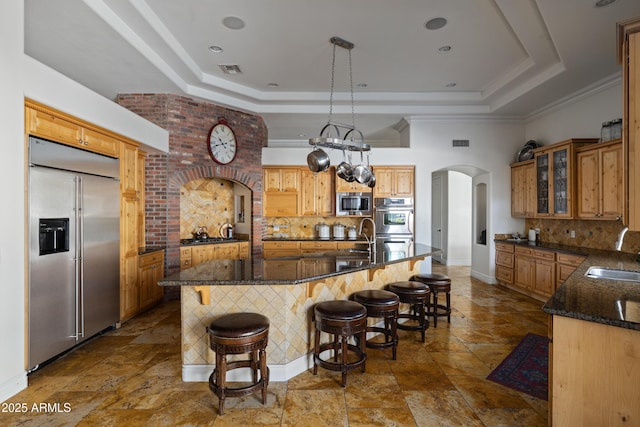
[387,281,430,342]
[207,313,270,415]
[352,290,400,359]
[410,273,452,327]
[313,300,367,387]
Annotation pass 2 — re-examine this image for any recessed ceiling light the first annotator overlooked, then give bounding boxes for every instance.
[445,82,457,88]
[595,0,617,7]
[222,16,245,30]
[438,45,452,52]
[208,45,223,53]
[425,17,447,30]
[298,134,307,138]
[267,83,278,88]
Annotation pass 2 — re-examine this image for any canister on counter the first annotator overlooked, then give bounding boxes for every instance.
[601,121,611,142]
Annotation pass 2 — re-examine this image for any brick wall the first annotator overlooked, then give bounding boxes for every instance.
[115,94,267,298]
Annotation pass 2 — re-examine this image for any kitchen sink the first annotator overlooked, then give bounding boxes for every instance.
[585,266,640,283]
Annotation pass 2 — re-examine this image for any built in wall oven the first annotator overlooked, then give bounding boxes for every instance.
[374,197,414,236]
[336,192,372,216]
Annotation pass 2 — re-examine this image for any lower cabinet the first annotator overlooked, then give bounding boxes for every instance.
[263,240,362,258]
[138,250,165,311]
[496,243,584,301]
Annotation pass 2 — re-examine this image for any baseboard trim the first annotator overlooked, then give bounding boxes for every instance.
[471,269,496,284]
[0,372,28,403]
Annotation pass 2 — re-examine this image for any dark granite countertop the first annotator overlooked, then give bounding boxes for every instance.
[180,238,247,247]
[138,246,165,255]
[262,237,369,243]
[159,243,439,286]
[496,239,640,331]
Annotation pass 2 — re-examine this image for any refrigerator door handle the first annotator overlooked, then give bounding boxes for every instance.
[77,176,85,339]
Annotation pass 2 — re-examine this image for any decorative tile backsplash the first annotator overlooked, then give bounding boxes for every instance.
[266,216,370,239]
[180,178,234,239]
[522,218,640,253]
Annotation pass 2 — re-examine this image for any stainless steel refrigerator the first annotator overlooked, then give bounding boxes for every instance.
[28,137,120,370]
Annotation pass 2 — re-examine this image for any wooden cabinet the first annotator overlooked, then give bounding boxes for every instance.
[556,252,586,284]
[301,168,334,216]
[263,167,300,217]
[510,160,536,218]
[551,315,640,425]
[576,140,623,220]
[372,166,414,198]
[495,242,514,284]
[497,243,586,301]
[534,139,598,218]
[138,250,165,311]
[335,177,370,192]
[180,242,248,269]
[618,18,640,230]
[119,142,140,321]
[26,103,119,157]
[299,241,337,253]
[263,241,301,258]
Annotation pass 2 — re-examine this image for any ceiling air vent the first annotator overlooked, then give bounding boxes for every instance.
[452,139,470,147]
[218,64,242,75]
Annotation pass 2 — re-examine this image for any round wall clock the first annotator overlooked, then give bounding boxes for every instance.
[207,118,237,165]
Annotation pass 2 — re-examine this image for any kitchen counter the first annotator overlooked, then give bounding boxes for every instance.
[160,243,435,286]
[495,239,640,331]
[138,246,165,255]
[179,237,247,247]
[158,243,439,383]
[262,236,369,242]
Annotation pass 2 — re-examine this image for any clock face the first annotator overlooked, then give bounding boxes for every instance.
[207,122,237,165]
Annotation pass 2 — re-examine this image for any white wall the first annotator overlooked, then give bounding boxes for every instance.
[525,81,622,144]
[0,0,27,402]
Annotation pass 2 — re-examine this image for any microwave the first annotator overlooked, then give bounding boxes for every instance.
[336,192,372,216]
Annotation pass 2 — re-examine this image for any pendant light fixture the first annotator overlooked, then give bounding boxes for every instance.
[308,37,374,186]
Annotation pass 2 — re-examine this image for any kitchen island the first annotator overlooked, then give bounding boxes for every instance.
[159,243,439,382]
[541,248,640,425]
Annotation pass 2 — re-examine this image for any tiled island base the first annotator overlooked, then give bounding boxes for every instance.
[181,259,423,382]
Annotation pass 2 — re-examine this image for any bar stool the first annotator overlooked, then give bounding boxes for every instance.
[387,281,430,342]
[352,289,400,360]
[313,300,367,387]
[207,312,270,415]
[411,273,452,327]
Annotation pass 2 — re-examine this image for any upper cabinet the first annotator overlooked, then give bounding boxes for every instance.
[25,103,119,157]
[372,166,415,198]
[510,139,598,219]
[576,140,623,220]
[335,177,370,192]
[263,166,300,217]
[618,18,640,230]
[511,160,536,218]
[301,168,335,216]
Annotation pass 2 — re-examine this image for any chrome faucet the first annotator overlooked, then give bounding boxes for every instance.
[615,226,629,251]
[358,217,376,258]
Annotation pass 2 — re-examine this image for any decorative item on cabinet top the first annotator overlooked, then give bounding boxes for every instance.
[516,140,539,162]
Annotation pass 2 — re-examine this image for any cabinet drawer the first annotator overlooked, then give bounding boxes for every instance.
[514,246,533,256]
[496,251,514,268]
[495,242,514,253]
[496,265,514,284]
[139,250,164,268]
[181,258,192,269]
[557,253,586,267]
[532,248,555,261]
[180,247,192,259]
[263,241,300,250]
[300,241,337,252]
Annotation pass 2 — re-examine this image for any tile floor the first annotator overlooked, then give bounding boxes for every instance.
[2,264,549,426]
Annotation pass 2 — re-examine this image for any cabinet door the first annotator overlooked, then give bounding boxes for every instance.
[301,169,334,216]
[551,148,569,216]
[533,259,555,298]
[577,149,599,218]
[511,162,535,217]
[600,143,623,219]
[214,243,239,259]
[81,128,119,157]
[394,168,414,196]
[536,152,550,216]
[514,256,534,290]
[191,245,215,266]
[264,168,283,192]
[374,169,395,197]
[281,168,300,192]
[625,30,640,230]
[26,107,82,147]
[139,251,164,310]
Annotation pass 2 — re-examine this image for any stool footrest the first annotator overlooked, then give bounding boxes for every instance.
[314,342,366,372]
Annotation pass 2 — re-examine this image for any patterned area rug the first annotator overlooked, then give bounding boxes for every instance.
[487,333,549,400]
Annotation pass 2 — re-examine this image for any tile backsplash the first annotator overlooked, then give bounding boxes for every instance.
[180,178,234,239]
[523,218,640,253]
[266,216,370,239]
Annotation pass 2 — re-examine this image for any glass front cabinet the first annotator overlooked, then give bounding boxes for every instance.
[535,139,598,218]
